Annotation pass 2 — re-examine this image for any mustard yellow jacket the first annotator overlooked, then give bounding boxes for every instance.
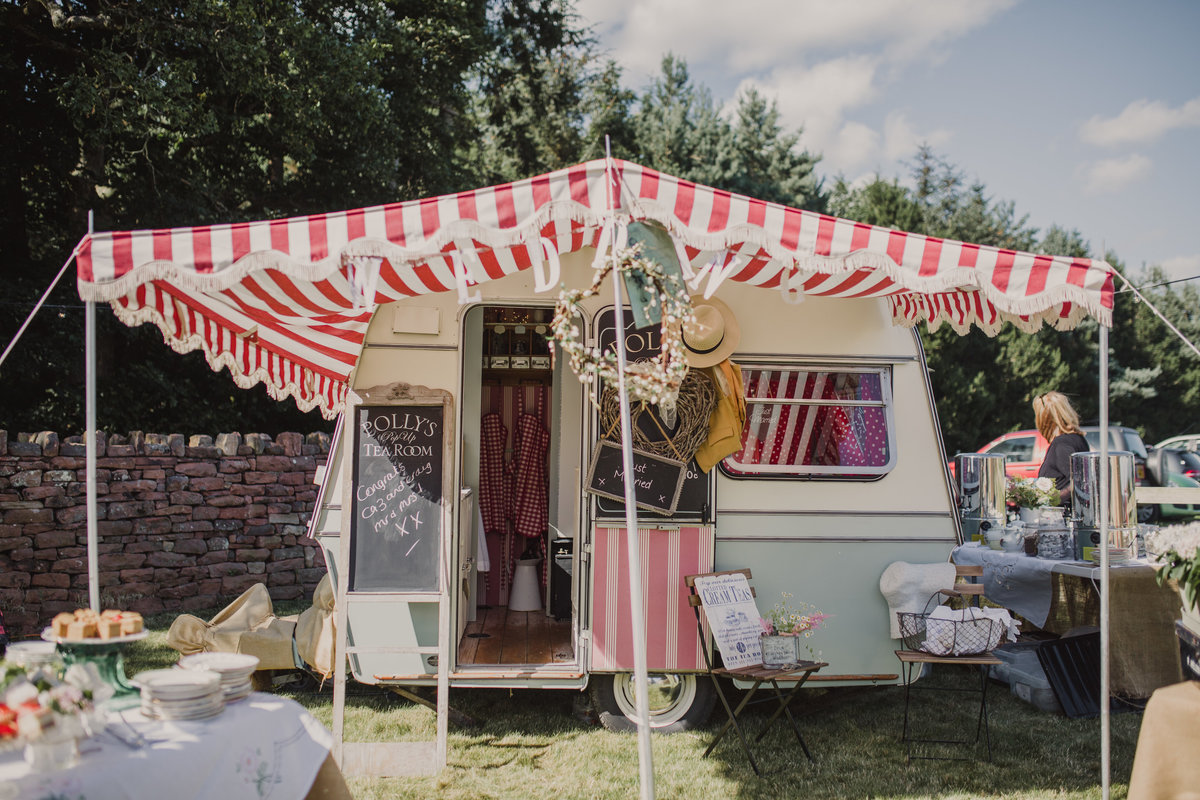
[695,360,747,473]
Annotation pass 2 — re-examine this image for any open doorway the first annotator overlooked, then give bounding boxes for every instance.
[458,305,577,668]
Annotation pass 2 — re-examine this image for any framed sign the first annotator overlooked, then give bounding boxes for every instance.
[691,573,762,669]
[349,404,445,592]
[585,440,686,516]
[596,457,709,520]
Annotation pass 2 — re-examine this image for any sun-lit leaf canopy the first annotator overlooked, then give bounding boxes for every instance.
[76,159,1115,419]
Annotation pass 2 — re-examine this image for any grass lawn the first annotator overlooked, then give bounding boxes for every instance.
[121,605,1143,800]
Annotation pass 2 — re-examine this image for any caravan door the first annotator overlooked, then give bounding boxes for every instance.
[454,303,586,682]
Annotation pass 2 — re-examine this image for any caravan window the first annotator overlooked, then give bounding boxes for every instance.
[721,366,895,479]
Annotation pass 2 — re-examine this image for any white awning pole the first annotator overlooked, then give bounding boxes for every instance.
[605,140,655,800]
[1099,319,1110,800]
[86,210,100,612]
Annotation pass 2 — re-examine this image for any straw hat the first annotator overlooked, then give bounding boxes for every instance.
[682,296,740,368]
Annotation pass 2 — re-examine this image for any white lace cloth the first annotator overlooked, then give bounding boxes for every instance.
[920,605,1018,656]
[0,693,331,800]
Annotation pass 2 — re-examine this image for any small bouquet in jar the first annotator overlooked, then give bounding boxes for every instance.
[1005,476,1059,509]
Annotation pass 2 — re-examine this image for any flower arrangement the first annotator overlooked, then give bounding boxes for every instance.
[1147,522,1200,613]
[1005,476,1060,509]
[0,659,101,748]
[759,592,829,638]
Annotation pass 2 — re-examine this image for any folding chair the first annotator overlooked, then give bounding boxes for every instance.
[685,569,828,776]
[894,564,1002,762]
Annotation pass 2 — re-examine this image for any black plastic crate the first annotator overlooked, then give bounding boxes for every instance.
[1035,631,1137,718]
[1036,632,1103,719]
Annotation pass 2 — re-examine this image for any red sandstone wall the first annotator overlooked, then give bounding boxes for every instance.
[0,429,331,637]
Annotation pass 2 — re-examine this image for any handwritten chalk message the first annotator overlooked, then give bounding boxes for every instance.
[350,406,443,592]
[692,573,763,669]
[585,440,686,515]
[596,457,709,519]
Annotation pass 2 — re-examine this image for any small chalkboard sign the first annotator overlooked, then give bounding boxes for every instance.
[585,440,686,515]
[350,405,444,592]
[596,457,709,519]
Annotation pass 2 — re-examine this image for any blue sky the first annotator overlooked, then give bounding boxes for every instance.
[576,0,1200,285]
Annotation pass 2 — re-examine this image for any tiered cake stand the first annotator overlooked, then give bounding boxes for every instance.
[41,629,149,710]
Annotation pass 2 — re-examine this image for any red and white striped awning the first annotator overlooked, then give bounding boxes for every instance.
[76,159,1115,419]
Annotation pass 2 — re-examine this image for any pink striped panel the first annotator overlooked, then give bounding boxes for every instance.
[589,525,714,672]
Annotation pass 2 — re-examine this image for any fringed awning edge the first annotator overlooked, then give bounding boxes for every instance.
[110,303,346,420]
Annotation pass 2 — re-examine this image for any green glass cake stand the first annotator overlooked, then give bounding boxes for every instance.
[42,629,148,711]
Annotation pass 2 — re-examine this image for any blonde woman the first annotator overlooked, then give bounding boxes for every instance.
[1034,391,1089,502]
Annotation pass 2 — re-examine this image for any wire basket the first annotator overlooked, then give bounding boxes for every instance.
[897,593,998,656]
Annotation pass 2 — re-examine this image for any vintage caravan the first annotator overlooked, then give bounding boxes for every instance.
[76,159,1116,739]
[309,250,959,732]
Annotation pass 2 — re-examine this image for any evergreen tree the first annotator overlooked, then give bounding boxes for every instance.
[828,175,922,232]
[631,55,731,187]
[723,87,824,212]
[1108,262,1200,442]
[580,59,638,161]
[466,0,593,184]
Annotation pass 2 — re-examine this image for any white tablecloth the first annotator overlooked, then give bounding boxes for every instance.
[951,544,1063,626]
[1,693,333,800]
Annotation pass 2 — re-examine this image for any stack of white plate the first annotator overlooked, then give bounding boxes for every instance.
[177,653,259,704]
[1092,546,1132,564]
[133,669,224,721]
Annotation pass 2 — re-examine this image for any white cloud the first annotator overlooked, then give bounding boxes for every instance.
[826,121,881,172]
[882,113,952,162]
[575,1,1013,173]
[741,55,880,141]
[1080,154,1152,193]
[576,0,1016,85]
[1080,97,1200,147]
[732,71,953,174]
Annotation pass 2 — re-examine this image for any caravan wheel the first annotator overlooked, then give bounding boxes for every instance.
[591,673,715,733]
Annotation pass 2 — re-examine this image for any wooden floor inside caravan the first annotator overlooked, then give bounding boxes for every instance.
[457,607,574,666]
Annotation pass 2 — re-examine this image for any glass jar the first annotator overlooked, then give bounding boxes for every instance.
[1036,525,1073,560]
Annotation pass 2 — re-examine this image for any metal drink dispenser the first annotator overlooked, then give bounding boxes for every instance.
[954,452,1007,544]
[1070,450,1138,562]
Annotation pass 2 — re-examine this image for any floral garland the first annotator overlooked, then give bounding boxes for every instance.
[550,243,693,405]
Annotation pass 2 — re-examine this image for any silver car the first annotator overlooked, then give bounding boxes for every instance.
[1155,434,1200,453]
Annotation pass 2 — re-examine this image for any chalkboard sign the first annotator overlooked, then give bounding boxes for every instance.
[596,457,710,519]
[595,307,661,363]
[350,405,444,592]
[586,440,686,515]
